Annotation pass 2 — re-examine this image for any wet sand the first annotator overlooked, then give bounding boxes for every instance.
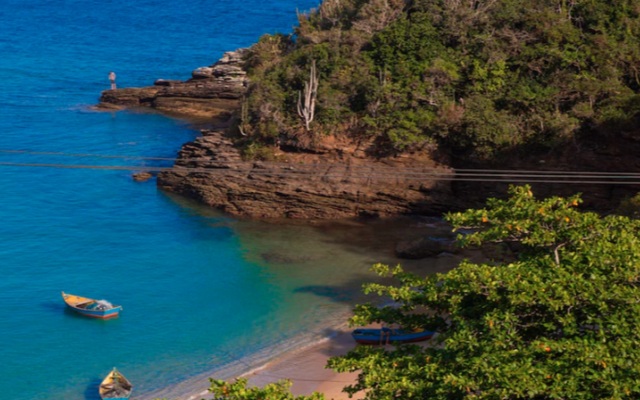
[244,324,361,399]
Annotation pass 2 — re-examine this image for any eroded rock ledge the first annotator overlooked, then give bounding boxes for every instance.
[156,129,456,219]
[98,49,248,119]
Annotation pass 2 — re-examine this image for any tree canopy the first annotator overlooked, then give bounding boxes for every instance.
[237,0,640,159]
[327,185,640,399]
[206,378,324,400]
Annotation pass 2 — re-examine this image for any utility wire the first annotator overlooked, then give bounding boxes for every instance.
[0,149,176,161]
[4,149,640,175]
[2,149,640,184]
[1,161,640,184]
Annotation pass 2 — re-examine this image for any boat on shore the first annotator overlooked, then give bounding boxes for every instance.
[352,327,434,345]
[99,367,133,400]
[61,292,122,319]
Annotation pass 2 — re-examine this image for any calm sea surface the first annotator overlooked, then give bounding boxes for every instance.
[0,1,457,399]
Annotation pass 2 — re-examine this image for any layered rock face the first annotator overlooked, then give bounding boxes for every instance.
[156,129,456,219]
[98,49,247,119]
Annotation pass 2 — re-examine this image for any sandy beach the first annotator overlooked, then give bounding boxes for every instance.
[244,325,361,399]
[140,324,361,400]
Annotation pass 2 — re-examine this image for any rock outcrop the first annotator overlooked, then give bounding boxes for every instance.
[97,49,458,220]
[98,49,248,120]
[156,129,456,219]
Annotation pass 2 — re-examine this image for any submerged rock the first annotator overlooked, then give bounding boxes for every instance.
[132,172,153,182]
[395,236,458,260]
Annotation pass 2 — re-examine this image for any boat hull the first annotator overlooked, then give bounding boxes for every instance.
[99,368,132,400]
[61,292,122,319]
[352,328,434,345]
[65,305,122,319]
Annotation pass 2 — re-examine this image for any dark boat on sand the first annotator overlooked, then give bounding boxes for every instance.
[352,327,434,345]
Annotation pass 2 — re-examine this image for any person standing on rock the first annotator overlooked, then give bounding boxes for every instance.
[109,71,116,90]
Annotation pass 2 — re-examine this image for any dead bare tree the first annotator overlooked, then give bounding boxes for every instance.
[297,60,318,131]
[352,0,404,35]
[319,0,342,28]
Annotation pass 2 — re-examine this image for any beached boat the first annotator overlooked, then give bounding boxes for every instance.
[61,292,122,319]
[352,327,434,345]
[99,368,133,400]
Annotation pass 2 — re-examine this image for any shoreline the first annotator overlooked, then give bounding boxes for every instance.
[243,324,361,399]
[135,222,468,400]
[133,218,467,400]
[137,323,361,400]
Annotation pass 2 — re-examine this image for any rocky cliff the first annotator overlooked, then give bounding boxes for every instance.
[155,128,455,219]
[98,50,458,219]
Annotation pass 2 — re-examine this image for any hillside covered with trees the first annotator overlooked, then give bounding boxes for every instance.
[237,0,640,162]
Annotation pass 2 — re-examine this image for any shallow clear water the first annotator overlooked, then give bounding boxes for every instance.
[0,1,459,399]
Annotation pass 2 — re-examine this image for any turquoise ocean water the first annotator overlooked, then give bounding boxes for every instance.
[0,1,457,399]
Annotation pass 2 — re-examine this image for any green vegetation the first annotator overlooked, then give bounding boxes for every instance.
[207,377,324,399]
[207,185,640,399]
[237,0,640,159]
[327,185,640,399]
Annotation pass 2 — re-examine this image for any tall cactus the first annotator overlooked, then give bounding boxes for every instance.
[297,60,318,131]
[238,97,249,136]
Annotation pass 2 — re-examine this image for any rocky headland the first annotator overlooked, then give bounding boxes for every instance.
[98,50,640,222]
[98,50,459,220]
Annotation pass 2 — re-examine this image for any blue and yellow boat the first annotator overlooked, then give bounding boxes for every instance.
[61,292,122,319]
[99,368,133,400]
